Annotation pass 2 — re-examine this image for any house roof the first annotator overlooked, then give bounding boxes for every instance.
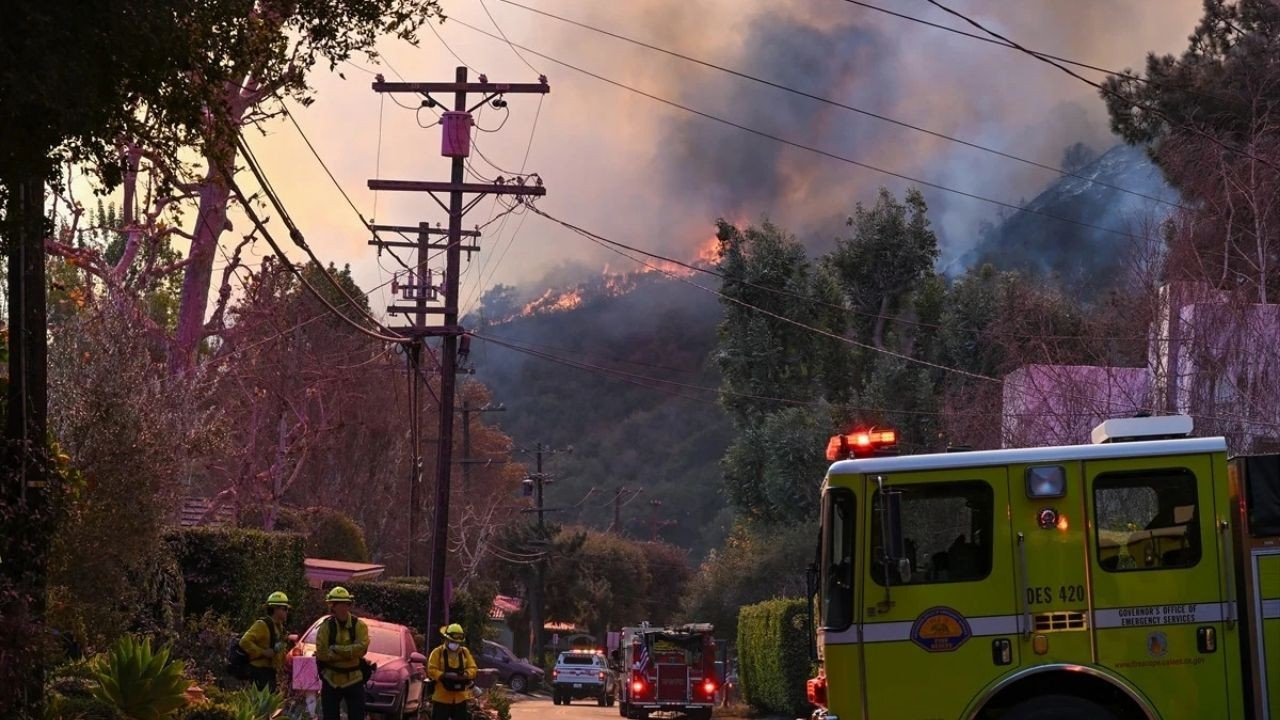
[489,594,523,621]
[178,497,235,527]
[303,558,386,587]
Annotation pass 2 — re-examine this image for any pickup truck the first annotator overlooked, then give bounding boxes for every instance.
[551,651,617,707]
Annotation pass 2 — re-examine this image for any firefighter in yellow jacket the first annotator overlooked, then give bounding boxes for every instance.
[428,623,478,720]
[239,591,291,690]
[314,586,370,720]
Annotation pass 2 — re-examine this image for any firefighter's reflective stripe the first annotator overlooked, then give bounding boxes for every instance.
[825,603,1233,644]
[1262,599,1280,620]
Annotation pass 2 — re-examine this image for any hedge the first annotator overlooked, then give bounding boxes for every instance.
[737,598,811,716]
[165,526,307,629]
[340,578,496,651]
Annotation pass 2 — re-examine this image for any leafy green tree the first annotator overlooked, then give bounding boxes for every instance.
[544,530,651,639]
[822,188,945,451]
[1104,0,1280,300]
[827,188,940,351]
[715,219,850,523]
[1104,0,1280,152]
[47,307,220,648]
[680,521,814,638]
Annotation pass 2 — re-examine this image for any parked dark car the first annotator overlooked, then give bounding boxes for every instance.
[300,616,428,718]
[477,640,543,693]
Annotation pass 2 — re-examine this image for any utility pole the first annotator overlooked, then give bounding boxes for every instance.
[405,342,423,576]
[520,442,570,663]
[370,67,548,644]
[610,486,641,534]
[649,498,676,542]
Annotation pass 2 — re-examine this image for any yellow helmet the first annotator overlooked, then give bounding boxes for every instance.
[266,591,291,609]
[326,586,355,604]
[441,623,465,641]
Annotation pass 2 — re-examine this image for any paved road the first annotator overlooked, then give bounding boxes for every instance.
[512,693,619,720]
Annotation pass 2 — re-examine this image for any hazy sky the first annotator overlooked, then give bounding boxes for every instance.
[243,0,1204,317]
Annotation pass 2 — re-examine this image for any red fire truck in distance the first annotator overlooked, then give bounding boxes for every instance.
[617,623,718,720]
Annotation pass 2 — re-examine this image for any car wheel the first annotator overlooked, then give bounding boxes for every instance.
[598,694,607,707]
[509,673,528,694]
[619,702,628,717]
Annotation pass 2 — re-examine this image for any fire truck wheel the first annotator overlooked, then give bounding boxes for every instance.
[1004,695,1118,720]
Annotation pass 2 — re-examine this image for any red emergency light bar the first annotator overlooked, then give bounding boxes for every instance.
[826,429,898,461]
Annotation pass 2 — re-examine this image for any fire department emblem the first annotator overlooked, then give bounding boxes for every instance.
[910,606,972,653]
[1147,631,1168,658]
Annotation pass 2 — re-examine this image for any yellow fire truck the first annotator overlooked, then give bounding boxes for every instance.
[807,416,1280,719]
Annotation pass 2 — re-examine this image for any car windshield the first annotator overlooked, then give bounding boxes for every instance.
[303,621,403,657]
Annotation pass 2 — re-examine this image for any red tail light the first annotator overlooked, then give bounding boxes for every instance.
[552,670,559,679]
[703,680,716,695]
[806,675,828,708]
[631,679,646,694]
[599,672,606,680]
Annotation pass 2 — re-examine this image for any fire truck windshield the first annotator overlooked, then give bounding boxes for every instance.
[649,634,704,663]
[820,488,855,629]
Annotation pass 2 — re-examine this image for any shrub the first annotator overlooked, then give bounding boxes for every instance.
[170,611,238,683]
[483,686,513,720]
[166,527,306,629]
[338,578,495,651]
[179,705,236,720]
[736,598,811,717]
[253,506,370,563]
[301,507,370,563]
[682,521,814,639]
[346,578,429,633]
[46,658,120,720]
[46,308,209,652]
[92,635,190,720]
[223,684,282,720]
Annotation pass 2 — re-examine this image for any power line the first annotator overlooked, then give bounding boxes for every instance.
[470,329,1021,419]
[522,203,1280,431]
[447,18,1148,243]
[516,205,997,384]
[839,0,1133,78]
[461,92,545,317]
[477,0,543,76]
[283,105,374,228]
[494,0,1179,210]
[427,18,479,74]
[224,170,405,344]
[917,0,1280,173]
[237,133,402,338]
[478,329,707,374]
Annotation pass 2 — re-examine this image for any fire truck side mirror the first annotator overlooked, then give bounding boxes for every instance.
[877,489,907,585]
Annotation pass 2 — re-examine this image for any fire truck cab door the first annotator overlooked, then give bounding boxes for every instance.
[1085,453,1235,720]
[1008,461,1093,672]
[860,466,1017,720]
